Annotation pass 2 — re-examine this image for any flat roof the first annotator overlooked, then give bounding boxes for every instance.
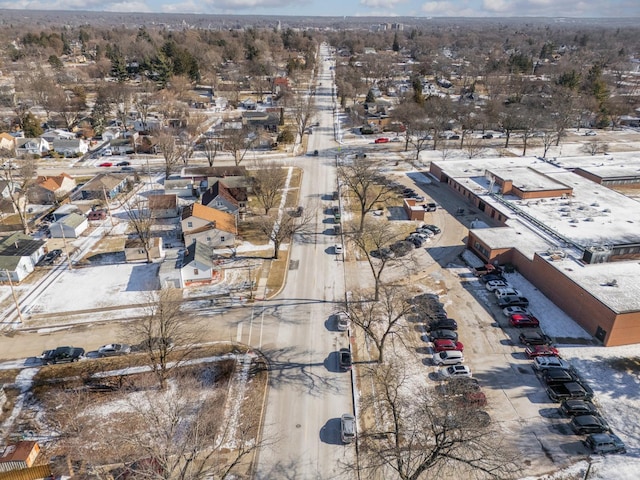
[491,166,570,192]
[435,157,640,248]
[542,253,640,313]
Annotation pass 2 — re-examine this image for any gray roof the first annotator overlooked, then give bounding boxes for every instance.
[183,240,214,268]
[58,213,86,228]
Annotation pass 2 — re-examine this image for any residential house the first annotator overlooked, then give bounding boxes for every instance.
[28,173,76,205]
[0,233,46,283]
[124,236,164,263]
[101,128,121,142]
[242,111,280,133]
[79,173,129,200]
[0,441,40,472]
[0,133,16,153]
[51,204,85,221]
[164,179,195,198]
[52,138,89,157]
[133,118,162,133]
[180,166,249,184]
[148,194,178,219]
[108,137,135,155]
[201,180,247,214]
[273,76,290,94]
[239,98,257,110]
[181,203,237,248]
[179,240,221,287]
[40,129,75,143]
[15,138,50,157]
[49,213,88,239]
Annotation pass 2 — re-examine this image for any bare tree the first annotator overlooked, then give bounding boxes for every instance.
[464,137,486,159]
[252,161,287,214]
[129,287,198,390]
[583,140,609,156]
[202,137,221,167]
[0,157,37,234]
[177,112,210,167]
[540,131,560,158]
[344,285,413,363]
[156,132,181,178]
[348,218,404,301]
[223,126,255,166]
[254,207,314,259]
[123,195,154,264]
[356,361,520,480]
[337,156,396,232]
[290,93,315,143]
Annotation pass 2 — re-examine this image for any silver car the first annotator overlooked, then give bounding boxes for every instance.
[341,413,356,443]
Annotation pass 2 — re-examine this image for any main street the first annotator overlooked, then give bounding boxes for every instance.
[254,43,356,479]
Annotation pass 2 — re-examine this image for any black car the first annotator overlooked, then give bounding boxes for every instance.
[40,249,62,265]
[498,295,530,308]
[429,318,458,331]
[116,160,131,166]
[390,241,414,257]
[519,331,552,346]
[430,329,459,342]
[338,348,352,371]
[570,414,610,435]
[420,224,441,234]
[542,367,579,384]
[41,346,85,364]
[559,400,599,417]
[479,273,507,284]
[370,247,394,259]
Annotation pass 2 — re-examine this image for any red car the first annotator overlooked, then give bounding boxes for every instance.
[98,162,113,167]
[525,345,560,358]
[433,339,464,353]
[374,137,389,144]
[509,313,540,328]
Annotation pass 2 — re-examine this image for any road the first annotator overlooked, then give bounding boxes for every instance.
[254,44,355,479]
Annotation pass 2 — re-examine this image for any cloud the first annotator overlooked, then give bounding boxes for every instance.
[0,0,151,11]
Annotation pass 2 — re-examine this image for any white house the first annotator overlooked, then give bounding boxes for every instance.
[16,138,50,156]
[179,240,221,287]
[49,213,88,239]
[181,203,237,249]
[52,139,89,157]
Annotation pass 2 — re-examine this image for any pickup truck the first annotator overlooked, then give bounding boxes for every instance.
[41,346,85,365]
[497,295,529,308]
[546,381,594,402]
[474,264,503,276]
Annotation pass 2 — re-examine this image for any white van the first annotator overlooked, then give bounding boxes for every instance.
[432,350,464,366]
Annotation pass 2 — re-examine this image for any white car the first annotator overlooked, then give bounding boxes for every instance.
[485,280,510,291]
[334,244,343,254]
[432,350,464,366]
[335,312,349,331]
[494,288,522,298]
[533,357,572,371]
[440,365,472,379]
[502,306,530,317]
[415,228,435,238]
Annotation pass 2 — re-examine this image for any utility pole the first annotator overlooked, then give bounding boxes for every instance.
[102,186,115,228]
[60,223,73,270]
[5,269,23,323]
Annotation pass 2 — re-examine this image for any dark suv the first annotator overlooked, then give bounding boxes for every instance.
[41,346,85,364]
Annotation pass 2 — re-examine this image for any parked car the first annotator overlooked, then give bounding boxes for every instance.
[415,227,435,237]
[334,244,343,255]
[584,130,597,136]
[116,160,131,166]
[98,162,113,167]
[40,249,62,266]
[420,224,441,234]
[584,433,626,454]
[533,356,572,371]
[389,241,414,257]
[497,295,530,308]
[370,247,394,259]
[407,235,426,248]
[546,382,593,402]
[335,312,349,331]
[570,414,610,435]
[503,306,531,317]
[519,331,552,346]
[509,313,540,328]
[433,339,464,353]
[338,348,352,371]
[485,280,510,291]
[374,137,389,143]
[440,365,472,379]
[424,203,437,212]
[436,377,480,395]
[480,273,507,284]
[429,318,458,331]
[432,350,464,366]
[430,329,458,342]
[542,367,580,384]
[560,399,599,417]
[97,343,131,357]
[41,346,85,364]
[340,413,356,443]
[411,194,425,202]
[525,345,560,358]
[494,287,522,298]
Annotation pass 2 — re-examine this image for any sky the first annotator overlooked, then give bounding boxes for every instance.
[0,0,638,18]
